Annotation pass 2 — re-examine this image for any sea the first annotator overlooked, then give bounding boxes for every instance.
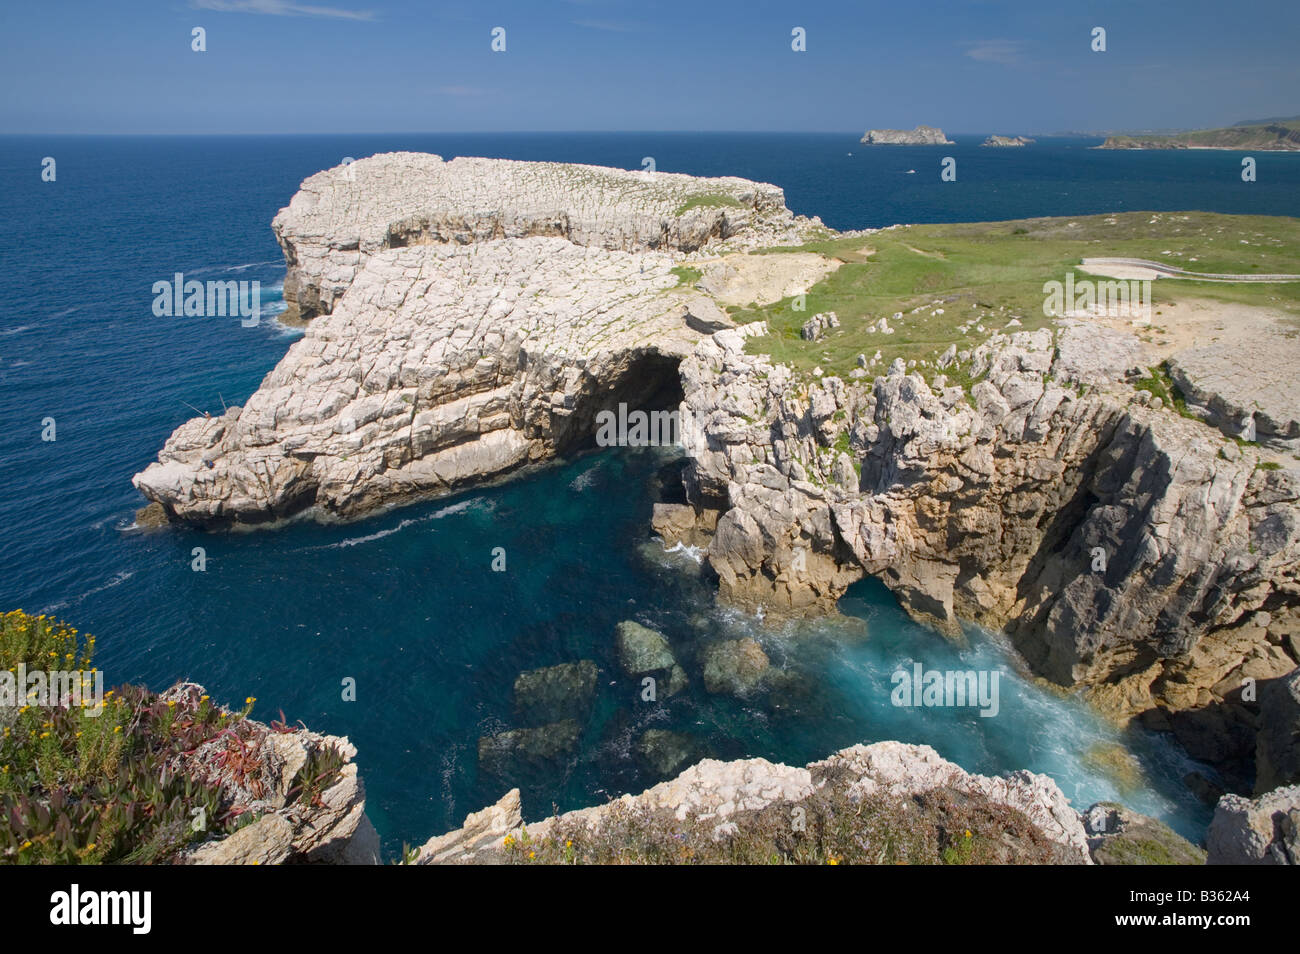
[4,133,1299,853]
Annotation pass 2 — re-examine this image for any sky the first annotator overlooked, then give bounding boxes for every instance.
[1,0,1297,134]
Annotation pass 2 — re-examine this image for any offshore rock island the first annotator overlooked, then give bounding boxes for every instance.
[132,154,1300,861]
[860,125,954,145]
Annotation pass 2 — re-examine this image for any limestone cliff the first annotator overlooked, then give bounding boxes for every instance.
[670,319,1300,787]
[133,154,1300,793]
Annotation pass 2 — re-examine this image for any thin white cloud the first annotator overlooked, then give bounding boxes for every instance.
[192,0,375,21]
[963,39,1023,65]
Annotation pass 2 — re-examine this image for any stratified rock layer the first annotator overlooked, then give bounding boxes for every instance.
[272,152,812,322]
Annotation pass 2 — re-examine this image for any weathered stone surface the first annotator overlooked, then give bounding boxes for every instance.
[1168,322,1300,447]
[273,153,816,322]
[414,788,522,865]
[678,315,1300,780]
[800,311,839,341]
[1207,784,1300,864]
[134,155,822,526]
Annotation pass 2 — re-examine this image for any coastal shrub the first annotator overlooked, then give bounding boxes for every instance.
[0,609,335,865]
[494,773,1072,865]
[1131,363,1195,419]
[675,193,743,215]
[670,265,703,287]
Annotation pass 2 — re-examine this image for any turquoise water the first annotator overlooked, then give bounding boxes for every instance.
[3,132,1276,852]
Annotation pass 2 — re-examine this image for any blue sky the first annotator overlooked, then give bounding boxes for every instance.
[2,0,1297,134]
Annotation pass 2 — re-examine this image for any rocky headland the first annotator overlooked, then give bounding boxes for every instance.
[860,125,953,145]
[1097,121,1300,151]
[132,154,1300,849]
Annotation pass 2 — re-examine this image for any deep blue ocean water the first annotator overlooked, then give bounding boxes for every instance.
[4,133,1298,852]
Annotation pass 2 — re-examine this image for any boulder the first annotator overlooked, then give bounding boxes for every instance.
[1207,784,1300,864]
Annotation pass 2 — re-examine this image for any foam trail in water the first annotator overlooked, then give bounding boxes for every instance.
[310,497,489,551]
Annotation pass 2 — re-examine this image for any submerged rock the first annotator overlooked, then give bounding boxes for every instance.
[513,660,598,726]
[615,621,675,673]
[701,637,771,696]
[478,720,582,777]
[1081,742,1147,796]
[615,621,688,697]
[635,729,708,778]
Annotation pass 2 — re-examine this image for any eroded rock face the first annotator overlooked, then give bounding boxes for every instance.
[133,154,1299,788]
[134,239,697,524]
[677,317,1300,753]
[167,683,379,866]
[416,741,1092,864]
[134,155,820,526]
[1256,669,1300,793]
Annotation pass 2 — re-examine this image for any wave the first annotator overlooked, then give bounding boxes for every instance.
[185,260,284,277]
[0,324,33,337]
[44,570,135,613]
[309,496,488,551]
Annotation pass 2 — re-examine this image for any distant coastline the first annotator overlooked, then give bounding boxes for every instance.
[1097,120,1300,151]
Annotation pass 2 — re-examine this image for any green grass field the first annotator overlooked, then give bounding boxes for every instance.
[732,211,1300,384]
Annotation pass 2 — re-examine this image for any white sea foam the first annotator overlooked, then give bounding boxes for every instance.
[45,570,135,612]
[661,540,705,563]
[312,497,486,550]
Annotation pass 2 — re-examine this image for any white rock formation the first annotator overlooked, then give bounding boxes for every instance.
[273,152,815,322]
[135,154,822,523]
[415,741,1091,864]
